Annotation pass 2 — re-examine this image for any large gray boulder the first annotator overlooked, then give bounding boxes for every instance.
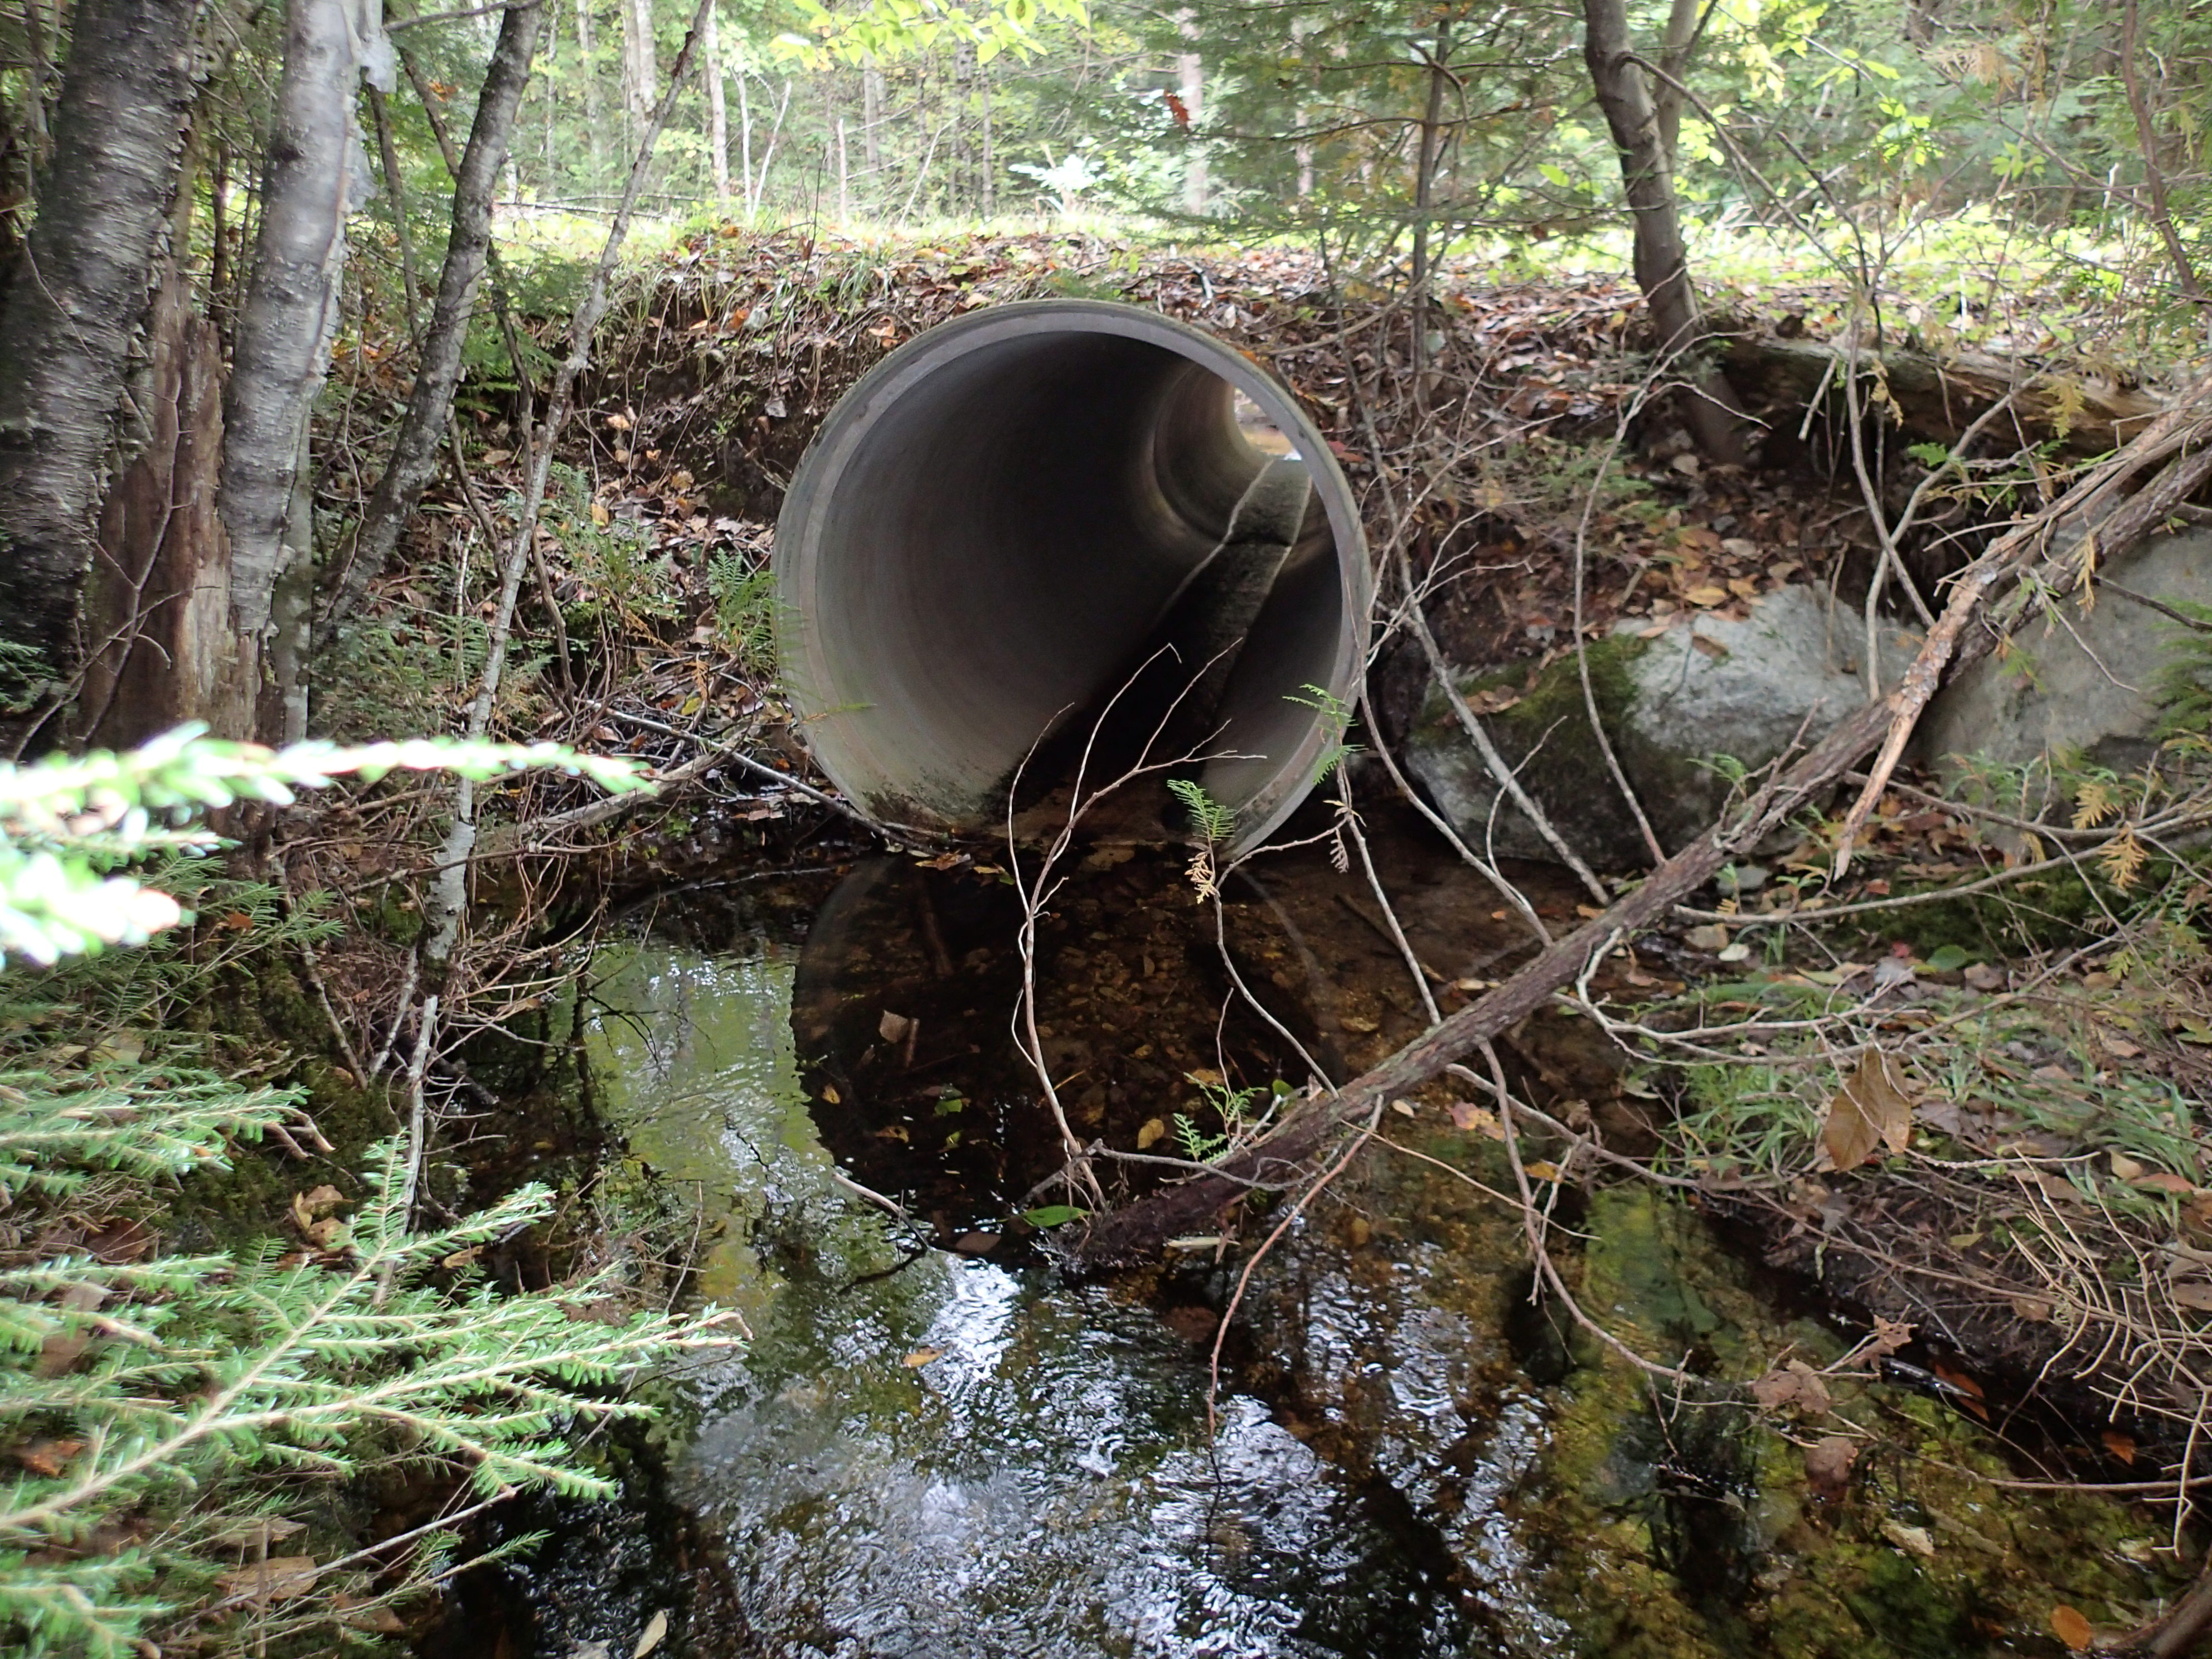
[1922,526,2212,794]
[1402,585,1912,870]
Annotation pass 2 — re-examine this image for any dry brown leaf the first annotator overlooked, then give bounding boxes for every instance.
[901,1347,943,1367]
[2170,1280,2212,1311]
[2103,1429,2137,1465]
[1750,1359,1833,1417]
[1684,584,1730,607]
[1804,1435,1858,1497]
[1822,1050,1914,1171]
[216,1555,319,1604]
[1867,1317,1915,1357]
[2050,1604,2093,1652]
[9,1437,85,1477]
[1136,1117,1167,1149]
[2136,1172,2199,1196]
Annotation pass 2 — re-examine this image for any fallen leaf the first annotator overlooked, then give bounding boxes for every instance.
[1881,1520,1937,1558]
[1685,923,1731,951]
[1867,1317,1915,1357]
[1390,1099,1418,1118]
[1750,1359,1833,1417]
[9,1438,85,1477]
[1822,1050,1914,1172]
[216,1555,319,1604]
[1522,1161,1563,1182]
[2050,1604,2093,1652]
[1137,1117,1167,1149]
[208,1517,305,1549]
[1963,962,2006,991]
[2171,1280,2212,1311]
[901,1347,944,1367]
[2136,1172,2199,1196]
[2109,1152,2148,1182]
[1804,1435,1858,1497]
[339,1602,408,1634]
[1689,632,1731,661]
[2103,1430,2137,1464]
[2011,1296,2055,1322]
[634,1609,669,1658]
[1449,1101,1505,1139]
[819,1084,841,1105]
[1683,584,1730,607]
[878,1011,914,1044]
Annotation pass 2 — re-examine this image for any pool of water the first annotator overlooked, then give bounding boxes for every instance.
[531,835,2185,1659]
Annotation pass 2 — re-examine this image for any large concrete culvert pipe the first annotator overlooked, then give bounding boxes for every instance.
[775,300,1371,856]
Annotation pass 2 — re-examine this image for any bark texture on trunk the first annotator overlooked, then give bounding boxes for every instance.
[1581,0,1745,464]
[324,0,541,641]
[222,0,371,652]
[0,0,201,736]
[78,270,248,749]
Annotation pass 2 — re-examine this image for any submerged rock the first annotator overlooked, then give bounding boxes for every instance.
[1403,585,1914,870]
[1923,525,2212,796]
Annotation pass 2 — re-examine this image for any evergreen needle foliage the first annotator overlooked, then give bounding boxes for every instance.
[0,731,736,1656]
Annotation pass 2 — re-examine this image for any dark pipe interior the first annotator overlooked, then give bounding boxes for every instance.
[776,301,1368,853]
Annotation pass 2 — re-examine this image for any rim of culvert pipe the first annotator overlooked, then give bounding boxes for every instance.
[774,298,1372,859]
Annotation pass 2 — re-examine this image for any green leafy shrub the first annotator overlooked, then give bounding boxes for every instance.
[0,729,737,1655]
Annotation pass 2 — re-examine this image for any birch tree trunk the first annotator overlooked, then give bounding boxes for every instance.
[0,0,202,746]
[1176,17,1206,215]
[1580,0,1745,464]
[704,1,729,207]
[620,0,657,137]
[573,0,605,191]
[323,0,542,641]
[861,61,882,178]
[220,0,383,733]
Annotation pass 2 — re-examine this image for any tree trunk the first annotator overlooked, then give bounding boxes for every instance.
[2120,0,2201,300]
[221,0,378,733]
[1408,22,1450,382]
[0,0,202,748]
[620,0,656,135]
[953,38,974,212]
[77,266,246,749]
[861,61,882,178]
[978,57,993,216]
[1580,0,1746,464]
[324,0,542,642]
[1176,14,1206,215]
[1652,0,1701,171]
[573,0,605,191]
[704,1,729,207]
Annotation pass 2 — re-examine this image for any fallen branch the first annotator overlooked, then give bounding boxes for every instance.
[1832,372,2212,875]
[1071,699,1887,1265]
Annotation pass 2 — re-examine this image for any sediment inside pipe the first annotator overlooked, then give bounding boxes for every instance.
[775,300,1370,855]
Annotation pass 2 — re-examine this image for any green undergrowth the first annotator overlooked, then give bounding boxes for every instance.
[1538,1187,2187,1658]
[0,733,734,1657]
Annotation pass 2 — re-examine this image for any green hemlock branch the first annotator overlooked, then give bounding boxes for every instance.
[0,728,740,1656]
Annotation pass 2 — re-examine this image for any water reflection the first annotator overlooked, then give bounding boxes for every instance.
[586,940,1495,1657]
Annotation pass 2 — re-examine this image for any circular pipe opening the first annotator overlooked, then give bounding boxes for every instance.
[775,299,1370,855]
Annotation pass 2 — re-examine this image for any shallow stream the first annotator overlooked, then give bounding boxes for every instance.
[512,822,2187,1659]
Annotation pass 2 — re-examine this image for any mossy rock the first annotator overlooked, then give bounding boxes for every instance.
[1403,587,1915,870]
